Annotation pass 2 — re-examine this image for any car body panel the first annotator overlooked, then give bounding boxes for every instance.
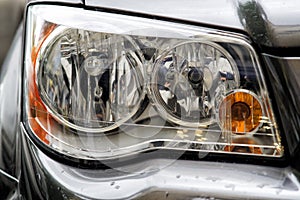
[1,0,300,199]
[0,170,18,200]
[0,26,22,199]
[86,0,244,30]
[85,0,300,49]
[28,0,82,4]
[255,0,300,48]
[0,27,22,177]
[20,124,300,199]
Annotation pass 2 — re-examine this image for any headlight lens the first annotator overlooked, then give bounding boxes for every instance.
[38,28,146,132]
[24,5,283,161]
[150,41,239,127]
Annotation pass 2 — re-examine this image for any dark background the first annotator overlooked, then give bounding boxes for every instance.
[0,0,25,67]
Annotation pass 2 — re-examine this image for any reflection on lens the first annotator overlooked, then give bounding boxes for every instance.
[224,136,263,154]
[150,41,239,127]
[218,89,263,134]
[38,29,145,132]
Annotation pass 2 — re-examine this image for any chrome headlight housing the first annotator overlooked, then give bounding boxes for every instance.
[24,4,282,161]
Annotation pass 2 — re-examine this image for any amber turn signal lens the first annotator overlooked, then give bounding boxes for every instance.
[28,22,56,144]
[219,90,263,134]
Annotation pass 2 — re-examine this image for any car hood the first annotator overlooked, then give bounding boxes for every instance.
[84,0,300,49]
[27,0,300,49]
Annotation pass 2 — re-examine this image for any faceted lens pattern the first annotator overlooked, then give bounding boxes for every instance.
[150,42,239,127]
[38,29,145,131]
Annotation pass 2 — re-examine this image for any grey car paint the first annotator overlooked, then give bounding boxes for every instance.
[1,0,300,199]
[85,0,300,48]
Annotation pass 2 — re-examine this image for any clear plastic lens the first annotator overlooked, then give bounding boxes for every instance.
[38,29,145,131]
[24,5,283,160]
[150,42,239,126]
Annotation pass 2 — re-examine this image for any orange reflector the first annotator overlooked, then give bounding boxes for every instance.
[219,90,263,134]
[28,22,57,144]
[31,23,56,66]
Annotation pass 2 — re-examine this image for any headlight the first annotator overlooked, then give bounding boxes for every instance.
[150,41,239,127]
[38,28,146,132]
[24,4,283,161]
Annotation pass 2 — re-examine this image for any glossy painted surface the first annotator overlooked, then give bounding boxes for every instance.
[257,0,300,47]
[86,0,300,48]
[0,27,22,177]
[0,27,23,199]
[21,124,300,199]
[28,0,82,4]
[0,170,18,199]
[0,0,300,199]
[86,0,244,30]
